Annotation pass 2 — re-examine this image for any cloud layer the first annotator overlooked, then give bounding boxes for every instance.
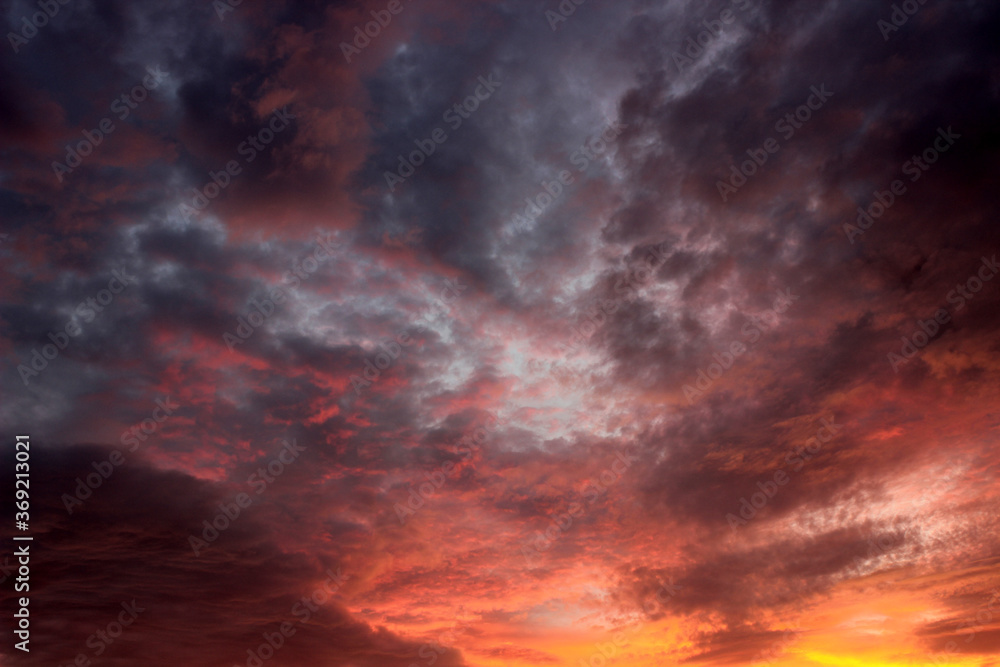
[2,0,999,665]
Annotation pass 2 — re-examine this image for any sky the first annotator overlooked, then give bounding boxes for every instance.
[1,0,1000,666]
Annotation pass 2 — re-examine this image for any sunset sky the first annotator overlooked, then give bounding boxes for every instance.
[2,0,1000,666]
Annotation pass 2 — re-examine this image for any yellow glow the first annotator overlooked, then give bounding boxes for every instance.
[801,651,981,667]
